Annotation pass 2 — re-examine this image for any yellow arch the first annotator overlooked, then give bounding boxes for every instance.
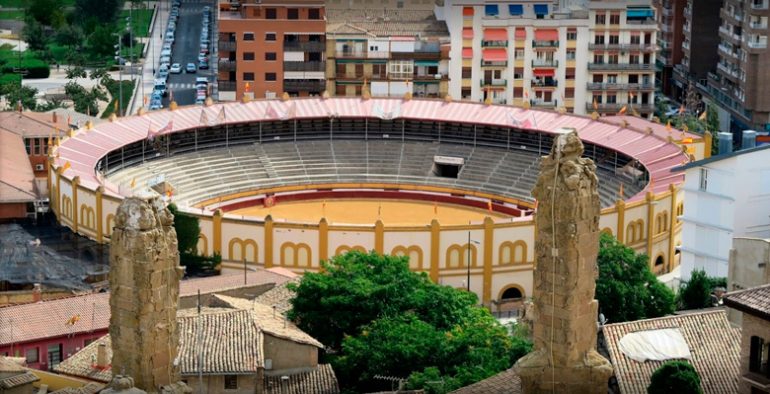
[228,238,258,263]
[654,253,666,267]
[600,227,613,236]
[635,220,644,241]
[198,233,209,256]
[105,214,115,238]
[79,204,95,230]
[626,222,636,243]
[497,284,526,301]
[334,245,367,256]
[445,243,478,268]
[61,196,72,219]
[391,245,424,270]
[281,242,313,267]
[498,240,528,265]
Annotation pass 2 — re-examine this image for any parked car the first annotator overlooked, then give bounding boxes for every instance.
[154,79,167,96]
[150,99,163,110]
[186,63,197,73]
[198,60,209,70]
[169,63,182,74]
[158,66,169,79]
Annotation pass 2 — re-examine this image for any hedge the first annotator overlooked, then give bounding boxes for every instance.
[0,58,50,79]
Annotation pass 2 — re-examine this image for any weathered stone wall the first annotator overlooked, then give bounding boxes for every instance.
[514,130,612,393]
[109,197,184,391]
[738,313,770,394]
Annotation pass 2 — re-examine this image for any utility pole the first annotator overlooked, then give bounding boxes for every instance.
[466,231,471,292]
[114,35,123,116]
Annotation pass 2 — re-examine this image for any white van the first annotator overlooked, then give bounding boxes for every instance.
[160,49,172,58]
[154,79,167,96]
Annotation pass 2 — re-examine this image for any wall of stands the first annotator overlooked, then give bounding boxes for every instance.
[49,116,685,308]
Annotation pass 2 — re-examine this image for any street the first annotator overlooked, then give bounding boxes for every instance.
[162,0,214,107]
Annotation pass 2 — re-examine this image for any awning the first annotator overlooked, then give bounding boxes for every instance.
[534,4,549,15]
[533,69,555,77]
[462,28,473,39]
[514,28,527,39]
[482,48,507,62]
[534,29,558,41]
[484,29,507,41]
[463,7,474,16]
[415,60,439,66]
[462,48,473,59]
[509,4,523,15]
[485,4,499,16]
[627,8,654,18]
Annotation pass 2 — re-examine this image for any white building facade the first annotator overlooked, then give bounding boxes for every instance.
[679,145,770,280]
[439,0,657,117]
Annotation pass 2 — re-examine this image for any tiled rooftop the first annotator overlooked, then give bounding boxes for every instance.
[48,382,104,394]
[326,9,449,37]
[0,111,70,138]
[252,279,297,315]
[263,364,339,394]
[449,368,520,394]
[0,129,37,203]
[0,269,293,346]
[602,310,741,394]
[723,283,770,320]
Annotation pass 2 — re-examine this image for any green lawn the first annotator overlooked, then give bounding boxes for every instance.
[121,8,153,38]
[101,79,135,118]
[0,9,23,20]
[0,0,73,7]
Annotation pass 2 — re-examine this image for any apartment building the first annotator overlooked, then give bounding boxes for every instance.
[441,0,656,117]
[698,0,770,133]
[671,0,721,102]
[216,0,326,101]
[653,0,685,97]
[325,1,450,98]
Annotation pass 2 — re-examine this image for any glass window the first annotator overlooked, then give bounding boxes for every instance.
[610,13,620,25]
[25,138,31,154]
[243,32,254,41]
[243,52,255,61]
[461,67,472,79]
[26,348,38,363]
[265,8,277,19]
[699,168,708,191]
[224,375,238,390]
[566,30,577,41]
[265,52,276,61]
[265,33,276,41]
[243,72,255,81]
[566,67,575,79]
[287,8,298,19]
[265,72,277,82]
[566,49,576,60]
[595,13,606,24]
[47,344,62,368]
[308,8,320,19]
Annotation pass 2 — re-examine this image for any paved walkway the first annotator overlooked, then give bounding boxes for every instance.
[128,0,169,115]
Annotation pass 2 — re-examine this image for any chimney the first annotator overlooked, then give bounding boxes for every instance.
[32,283,42,302]
[97,342,108,368]
[742,130,757,150]
[718,132,733,155]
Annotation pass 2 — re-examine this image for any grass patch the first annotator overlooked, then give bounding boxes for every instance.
[121,8,154,38]
[0,0,73,7]
[101,79,135,118]
[0,9,24,20]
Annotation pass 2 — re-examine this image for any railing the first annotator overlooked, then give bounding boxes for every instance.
[480,79,507,87]
[390,51,442,60]
[283,80,325,92]
[532,79,558,87]
[587,63,654,70]
[531,100,556,107]
[748,39,768,49]
[336,50,366,58]
[218,40,236,52]
[586,103,655,112]
[589,43,656,51]
[532,40,559,47]
[750,21,768,29]
[283,61,325,72]
[217,80,236,91]
[626,18,656,25]
[218,59,236,71]
[586,83,655,90]
[481,60,507,67]
[752,0,769,9]
[283,41,325,52]
[481,40,508,48]
[532,59,558,67]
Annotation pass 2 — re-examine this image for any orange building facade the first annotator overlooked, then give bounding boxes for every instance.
[217,0,326,101]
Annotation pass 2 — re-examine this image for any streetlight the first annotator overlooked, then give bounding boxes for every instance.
[466,231,480,292]
[113,34,123,117]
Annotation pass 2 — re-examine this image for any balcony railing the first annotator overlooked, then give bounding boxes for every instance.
[531,100,556,107]
[218,40,236,52]
[480,79,507,87]
[532,59,558,67]
[586,83,655,90]
[626,17,656,25]
[217,80,236,92]
[586,103,655,112]
[390,50,442,60]
[283,41,326,52]
[284,61,325,72]
[752,0,769,9]
[480,60,507,67]
[283,80,325,92]
[218,59,236,71]
[532,79,558,87]
[589,43,656,51]
[481,40,508,48]
[336,50,365,58]
[532,40,559,47]
[748,38,768,49]
[750,21,768,29]
[587,63,654,70]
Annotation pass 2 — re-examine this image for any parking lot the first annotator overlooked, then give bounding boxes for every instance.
[150,0,214,110]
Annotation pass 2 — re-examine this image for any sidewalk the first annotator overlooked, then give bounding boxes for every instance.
[128,0,169,115]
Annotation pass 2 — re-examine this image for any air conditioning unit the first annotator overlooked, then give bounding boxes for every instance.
[434,74,442,79]
[265,359,273,370]
[35,164,44,171]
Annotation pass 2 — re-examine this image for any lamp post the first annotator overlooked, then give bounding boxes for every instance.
[113,34,123,116]
[466,231,480,292]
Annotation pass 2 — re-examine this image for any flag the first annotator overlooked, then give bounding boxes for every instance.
[592,97,598,111]
[698,110,707,121]
[216,107,226,125]
[199,108,208,126]
[617,105,627,115]
[62,161,71,172]
[487,200,493,213]
[65,314,80,326]
[244,82,251,93]
[130,178,136,188]
[507,111,532,129]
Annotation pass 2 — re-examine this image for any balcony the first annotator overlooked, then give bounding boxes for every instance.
[682,41,690,50]
[481,40,508,48]
[532,59,558,67]
[218,59,237,71]
[283,61,325,72]
[590,43,656,51]
[626,17,656,25]
[218,40,236,52]
[283,41,326,52]
[531,99,556,107]
[586,103,654,112]
[587,63,654,70]
[586,83,655,90]
[217,80,236,92]
[336,50,366,58]
[532,79,558,87]
[748,37,768,49]
[283,80,325,92]
[532,40,559,48]
[752,0,769,9]
[480,60,507,67]
[750,21,768,29]
[390,50,442,60]
[480,79,507,87]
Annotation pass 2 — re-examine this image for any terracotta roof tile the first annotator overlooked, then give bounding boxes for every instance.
[0,111,71,138]
[0,269,293,346]
[53,338,113,383]
[449,368,521,394]
[0,129,37,203]
[212,294,323,348]
[325,10,448,37]
[264,364,339,394]
[252,279,297,315]
[723,283,770,320]
[601,310,741,394]
[0,371,39,389]
[48,382,105,394]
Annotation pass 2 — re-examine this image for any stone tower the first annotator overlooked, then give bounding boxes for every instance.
[109,196,183,391]
[514,130,613,393]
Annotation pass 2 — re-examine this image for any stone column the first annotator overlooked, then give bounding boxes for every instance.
[514,130,613,393]
[109,196,184,391]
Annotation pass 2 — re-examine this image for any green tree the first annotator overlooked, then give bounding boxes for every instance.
[648,361,703,394]
[167,203,220,276]
[0,82,38,111]
[596,233,675,323]
[65,66,87,80]
[21,18,49,52]
[87,25,118,57]
[64,81,106,116]
[55,25,85,50]
[75,0,123,25]
[26,0,65,28]
[677,269,725,310]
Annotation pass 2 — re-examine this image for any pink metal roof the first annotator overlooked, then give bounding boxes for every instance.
[54,98,690,202]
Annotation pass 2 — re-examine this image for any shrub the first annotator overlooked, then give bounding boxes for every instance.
[648,361,702,394]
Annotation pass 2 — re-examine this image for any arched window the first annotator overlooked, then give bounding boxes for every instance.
[334,245,366,256]
[105,214,115,238]
[445,244,477,268]
[228,238,258,263]
[499,241,527,265]
[655,255,665,266]
[391,246,424,270]
[281,242,312,267]
[198,233,209,256]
